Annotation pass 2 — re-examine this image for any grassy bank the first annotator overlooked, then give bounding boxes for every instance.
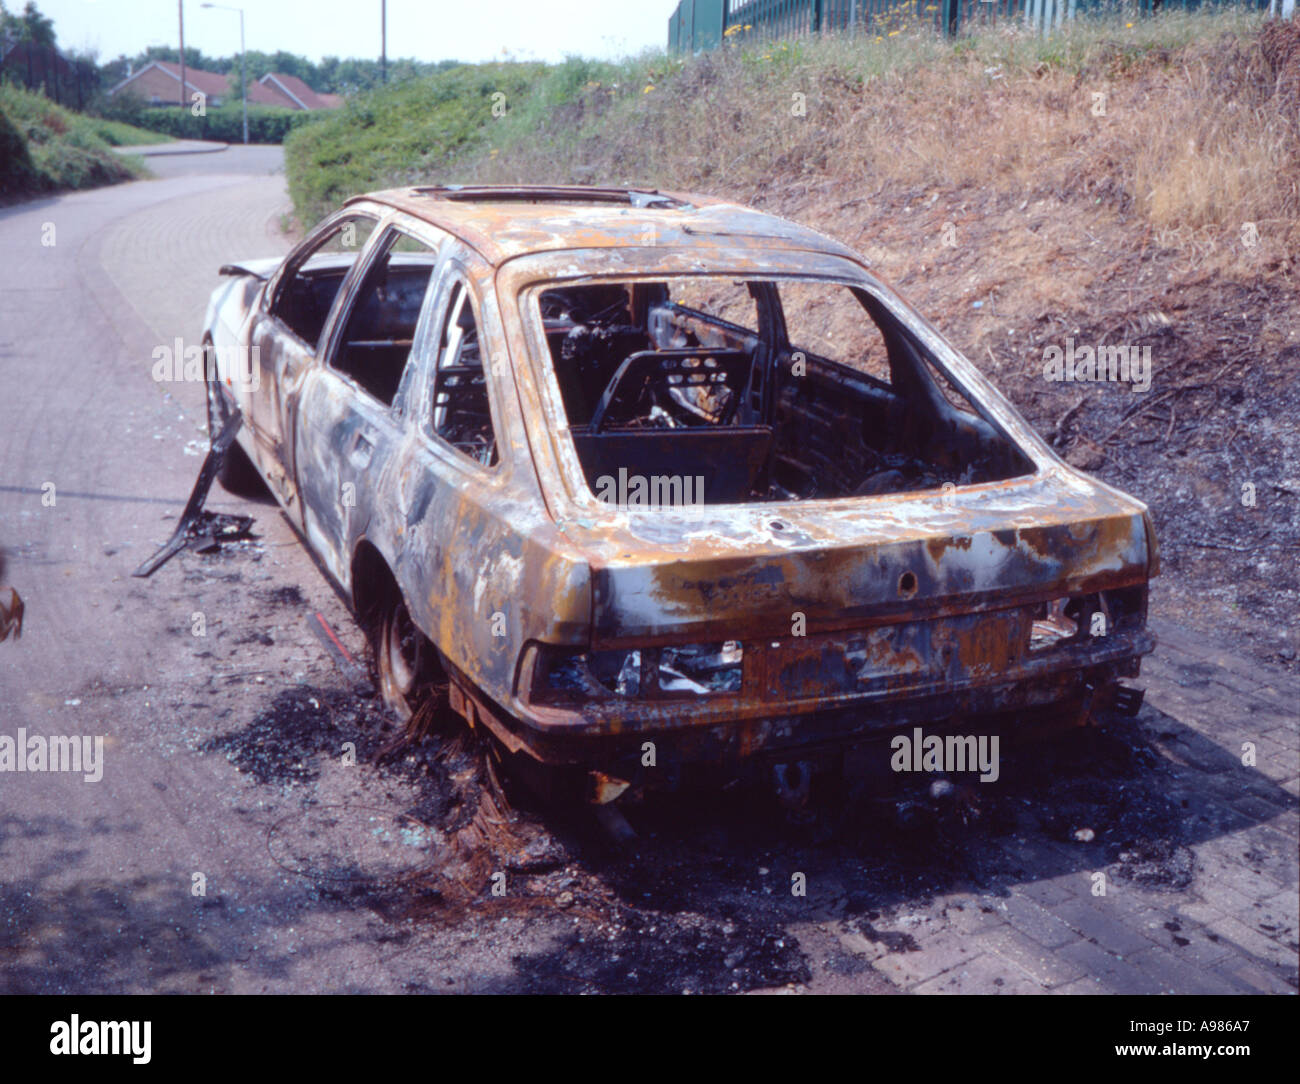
[282,56,658,225]
[0,83,151,199]
[77,115,171,147]
[465,9,1294,268]
[284,10,1295,268]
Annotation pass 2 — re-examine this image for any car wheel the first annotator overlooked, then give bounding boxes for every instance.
[375,590,432,723]
[204,343,266,497]
[217,434,265,496]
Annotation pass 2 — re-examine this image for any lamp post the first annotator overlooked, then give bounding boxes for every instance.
[178,1,187,109]
[200,2,247,145]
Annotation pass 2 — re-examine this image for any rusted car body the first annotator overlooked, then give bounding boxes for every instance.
[203,185,1157,791]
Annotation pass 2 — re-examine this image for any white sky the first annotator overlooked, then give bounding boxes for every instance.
[30,0,681,64]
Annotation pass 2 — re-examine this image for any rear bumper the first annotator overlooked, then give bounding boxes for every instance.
[481,624,1155,771]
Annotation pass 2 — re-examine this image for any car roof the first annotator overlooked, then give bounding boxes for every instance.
[348,185,860,268]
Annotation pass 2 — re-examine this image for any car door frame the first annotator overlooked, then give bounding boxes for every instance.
[408,254,510,482]
[293,214,451,586]
[384,249,535,692]
[246,204,388,518]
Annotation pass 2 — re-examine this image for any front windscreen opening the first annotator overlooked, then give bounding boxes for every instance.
[537,277,1034,507]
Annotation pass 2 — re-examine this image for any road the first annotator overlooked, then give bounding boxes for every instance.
[0,148,1295,995]
[0,147,544,992]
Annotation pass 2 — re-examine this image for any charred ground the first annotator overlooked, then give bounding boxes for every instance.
[197,650,1295,994]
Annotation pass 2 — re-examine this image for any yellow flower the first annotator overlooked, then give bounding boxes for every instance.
[643,84,655,94]
[1125,21,1133,27]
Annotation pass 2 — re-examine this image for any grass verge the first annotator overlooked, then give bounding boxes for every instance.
[0,84,148,199]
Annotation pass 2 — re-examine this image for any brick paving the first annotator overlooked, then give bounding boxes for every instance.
[801,618,1299,994]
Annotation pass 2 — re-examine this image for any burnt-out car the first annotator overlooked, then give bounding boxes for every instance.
[203,184,1157,795]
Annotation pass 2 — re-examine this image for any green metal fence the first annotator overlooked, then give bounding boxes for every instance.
[668,0,729,53]
[668,0,1273,50]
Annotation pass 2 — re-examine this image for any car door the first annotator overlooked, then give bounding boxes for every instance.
[245,211,381,513]
[293,223,445,586]
[386,260,522,691]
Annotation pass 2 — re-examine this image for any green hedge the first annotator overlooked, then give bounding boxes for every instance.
[108,102,311,144]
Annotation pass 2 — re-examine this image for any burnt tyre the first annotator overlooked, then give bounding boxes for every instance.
[374,589,436,724]
[216,431,265,496]
[204,342,267,497]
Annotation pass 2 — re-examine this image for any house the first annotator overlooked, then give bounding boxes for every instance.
[107,60,284,108]
[256,72,342,111]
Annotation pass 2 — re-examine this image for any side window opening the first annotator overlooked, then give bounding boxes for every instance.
[777,280,890,385]
[431,281,498,467]
[330,228,439,406]
[537,277,1034,507]
[272,216,376,347]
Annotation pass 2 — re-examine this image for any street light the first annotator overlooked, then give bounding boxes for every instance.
[200,2,247,145]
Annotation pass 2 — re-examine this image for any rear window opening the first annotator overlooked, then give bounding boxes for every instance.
[537,277,1034,506]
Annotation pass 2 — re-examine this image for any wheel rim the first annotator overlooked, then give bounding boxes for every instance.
[384,600,423,700]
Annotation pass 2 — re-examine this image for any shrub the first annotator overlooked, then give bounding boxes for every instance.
[0,106,42,197]
[283,61,549,225]
[117,101,311,144]
[0,83,141,198]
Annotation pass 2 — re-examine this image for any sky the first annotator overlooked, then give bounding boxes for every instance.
[25,0,681,64]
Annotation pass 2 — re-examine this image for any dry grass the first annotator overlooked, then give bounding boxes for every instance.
[458,12,1298,277]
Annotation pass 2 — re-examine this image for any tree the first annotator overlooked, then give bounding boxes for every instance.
[139,44,223,74]
[18,1,55,49]
[1,2,59,102]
